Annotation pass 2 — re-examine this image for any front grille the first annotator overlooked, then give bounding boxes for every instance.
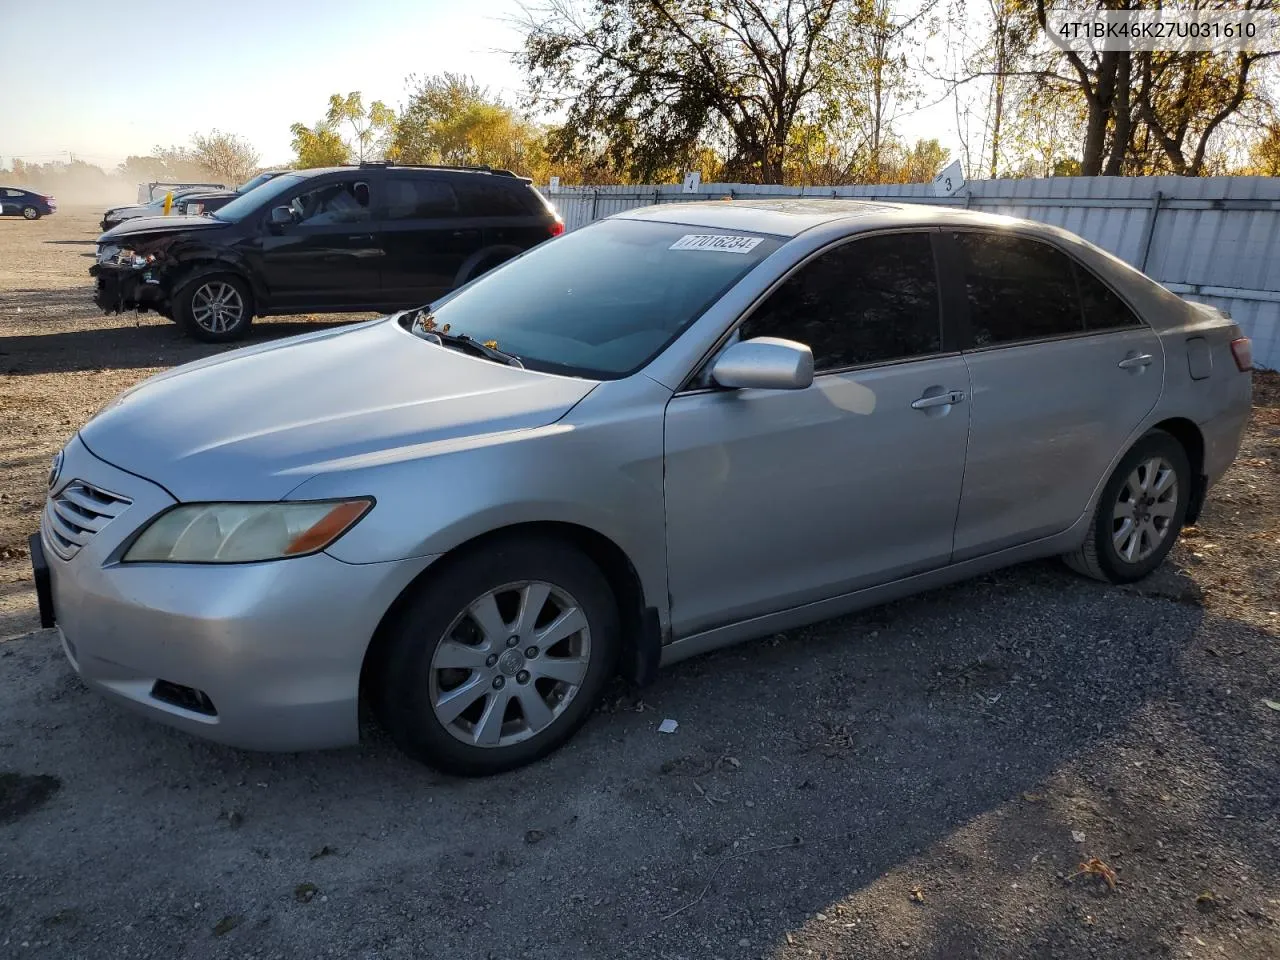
[42,480,132,560]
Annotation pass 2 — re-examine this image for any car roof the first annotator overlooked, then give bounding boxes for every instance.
[284,165,529,181]
[615,197,1067,240]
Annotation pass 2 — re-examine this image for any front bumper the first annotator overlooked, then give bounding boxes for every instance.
[39,435,435,752]
[90,262,163,315]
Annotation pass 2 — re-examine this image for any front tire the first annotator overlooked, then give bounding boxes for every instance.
[1064,429,1190,584]
[22,206,40,220]
[375,537,620,776]
[174,274,253,342]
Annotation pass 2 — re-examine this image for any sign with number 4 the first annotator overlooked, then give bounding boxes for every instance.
[934,160,965,198]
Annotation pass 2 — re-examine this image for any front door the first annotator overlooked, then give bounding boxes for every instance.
[663,231,972,637]
[258,175,385,308]
[942,230,1165,559]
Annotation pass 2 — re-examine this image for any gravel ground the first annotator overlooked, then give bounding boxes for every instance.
[1,209,1278,960]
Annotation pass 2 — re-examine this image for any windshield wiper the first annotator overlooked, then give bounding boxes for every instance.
[405,308,524,368]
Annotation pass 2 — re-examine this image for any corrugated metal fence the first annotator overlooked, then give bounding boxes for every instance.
[545,176,1280,370]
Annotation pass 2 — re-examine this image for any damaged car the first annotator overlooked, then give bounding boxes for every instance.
[172,170,289,216]
[90,163,564,342]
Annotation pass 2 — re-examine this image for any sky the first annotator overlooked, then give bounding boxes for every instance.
[2,0,963,176]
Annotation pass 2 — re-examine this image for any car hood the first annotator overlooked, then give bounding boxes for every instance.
[78,319,598,502]
[99,214,226,242]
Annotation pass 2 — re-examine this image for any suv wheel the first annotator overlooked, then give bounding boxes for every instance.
[374,536,620,776]
[22,206,40,220]
[1064,429,1191,584]
[175,275,253,342]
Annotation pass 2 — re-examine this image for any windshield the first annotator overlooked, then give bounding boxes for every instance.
[236,171,277,194]
[426,219,782,379]
[212,173,305,222]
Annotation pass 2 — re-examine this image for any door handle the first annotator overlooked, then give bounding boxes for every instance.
[347,234,376,242]
[911,390,966,410]
[1117,354,1154,370]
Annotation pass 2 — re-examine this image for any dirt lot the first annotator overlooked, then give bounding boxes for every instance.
[1,208,1278,960]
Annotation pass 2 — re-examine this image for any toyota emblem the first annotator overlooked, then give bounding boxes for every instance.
[48,451,63,491]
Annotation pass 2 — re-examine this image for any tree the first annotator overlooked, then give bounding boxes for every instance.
[190,129,260,185]
[1243,123,1280,175]
[519,0,861,183]
[326,92,395,162]
[289,122,350,167]
[391,73,548,174]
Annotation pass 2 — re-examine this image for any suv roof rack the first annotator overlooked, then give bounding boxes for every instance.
[357,161,519,178]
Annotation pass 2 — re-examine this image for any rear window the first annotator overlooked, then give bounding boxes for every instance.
[385,177,459,219]
[455,179,535,217]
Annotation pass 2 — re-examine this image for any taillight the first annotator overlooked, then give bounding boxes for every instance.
[1230,336,1253,372]
[549,219,565,237]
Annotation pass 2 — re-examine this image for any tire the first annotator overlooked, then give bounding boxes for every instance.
[22,206,40,220]
[375,536,620,776]
[174,274,253,342]
[1064,429,1191,584]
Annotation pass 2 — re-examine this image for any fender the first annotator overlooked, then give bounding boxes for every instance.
[161,247,262,311]
[451,244,524,288]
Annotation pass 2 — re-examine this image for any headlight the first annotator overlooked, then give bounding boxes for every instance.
[123,499,373,564]
[98,246,156,267]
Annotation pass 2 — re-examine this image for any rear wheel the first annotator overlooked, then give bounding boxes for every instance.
[1064,429,1190,584]
[22,206,40,220]
[374,537,620,775]
[174,274,253,342]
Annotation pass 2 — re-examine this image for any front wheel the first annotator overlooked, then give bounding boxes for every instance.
[22,206,40,220]
[1064,429,1191,584]
[174,275,253,342]
[374,537,620,776]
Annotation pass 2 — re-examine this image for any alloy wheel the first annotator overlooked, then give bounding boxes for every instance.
[1112,456,1179,563]
[190,281,245,334]
[22,207,38,220]
[428,580,591,748]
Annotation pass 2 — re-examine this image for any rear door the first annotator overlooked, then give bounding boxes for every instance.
[453,178,553,256]
[377,173,478,307]
[942,230,1164,559]
[258,173,385,308]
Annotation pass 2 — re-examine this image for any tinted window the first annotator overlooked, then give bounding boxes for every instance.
[455,179,531,216]
[212,173,305,222]
[739,232,941,371]
[384,177,458,220]
[284,179,372,225]
[954,232,1083,345]
[427,219,781,379]
[1075,265,1142,331]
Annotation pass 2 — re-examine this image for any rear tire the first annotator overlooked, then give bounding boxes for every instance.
[1064,429,1190,584]
[374,536,620,776]
[22,206,40,220]
[174,274,253,343]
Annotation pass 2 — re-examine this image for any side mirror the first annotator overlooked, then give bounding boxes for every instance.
[711,336,814,391]
[269,205,294,226]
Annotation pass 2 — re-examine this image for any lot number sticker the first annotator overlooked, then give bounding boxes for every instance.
[670,234,763,254]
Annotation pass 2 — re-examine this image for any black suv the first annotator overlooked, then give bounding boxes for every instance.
[90,163,565,342]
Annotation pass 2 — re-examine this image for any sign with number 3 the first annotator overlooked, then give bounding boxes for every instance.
[934,160,965,198]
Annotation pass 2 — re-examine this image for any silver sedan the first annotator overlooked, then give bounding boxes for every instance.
[33,200,1253,774]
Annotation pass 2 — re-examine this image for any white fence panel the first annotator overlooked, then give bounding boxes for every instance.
[545,175,1280,368]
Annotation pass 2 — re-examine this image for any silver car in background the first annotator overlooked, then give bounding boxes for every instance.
[32,200,1253,775]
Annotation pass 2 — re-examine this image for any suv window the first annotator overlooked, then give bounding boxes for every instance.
[953,232,1083,346]
[384,177,458,220]
[286,179,372,225]
[455,179,532,217]
[1076,265,1143,331]
[738,232,942,371]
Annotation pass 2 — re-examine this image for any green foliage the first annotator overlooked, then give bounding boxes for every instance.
[289,122,350,168]
[325,92,395,162]
[391,74,546,174]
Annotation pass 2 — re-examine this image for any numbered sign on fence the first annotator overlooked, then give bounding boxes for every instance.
[934,161,965,197]
[682,171,702,194]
